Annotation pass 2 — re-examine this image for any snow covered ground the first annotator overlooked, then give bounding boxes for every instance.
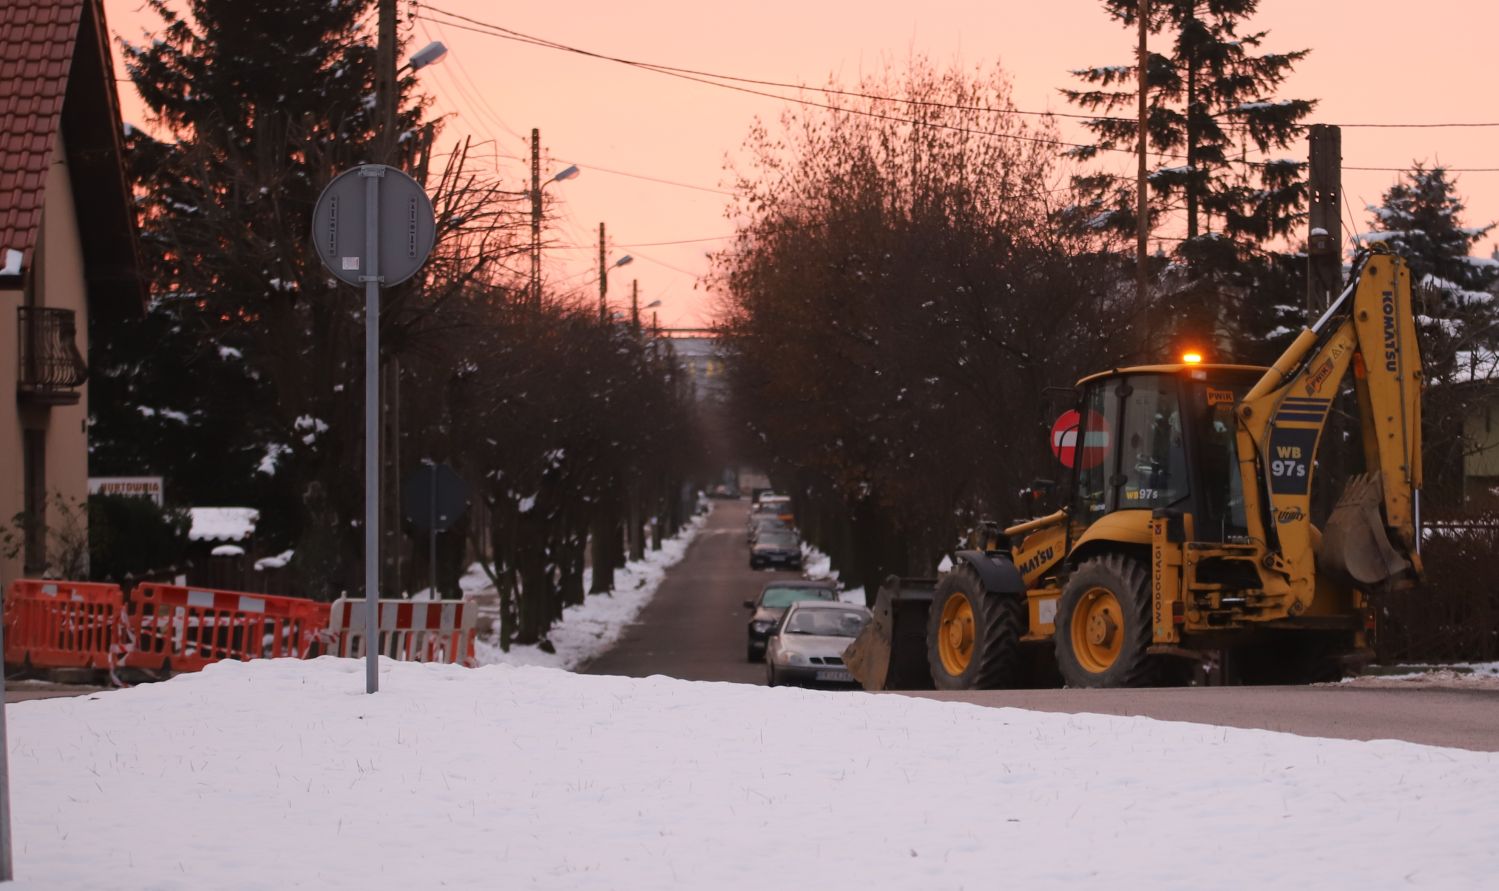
[9,657,1499,889]
[469,511,708,670]
[1340,661,1499,690]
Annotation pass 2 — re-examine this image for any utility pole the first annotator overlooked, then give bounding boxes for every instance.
[599,222,608,323]
[1307,124,1343,314]
[1136,0,1151,305]
[1307,124,1345,524]
[530,128,543,309]
[376,0,400,601]
[377,0,397,164]
[631,279,640,331]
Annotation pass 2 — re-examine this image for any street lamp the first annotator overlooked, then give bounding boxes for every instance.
[405,41,448,72]
[530,130,579,309]
[631,289,661,330]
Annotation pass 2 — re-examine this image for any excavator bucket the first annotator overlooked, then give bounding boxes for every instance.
[844,576,936,691]
[1318,473,1416,592]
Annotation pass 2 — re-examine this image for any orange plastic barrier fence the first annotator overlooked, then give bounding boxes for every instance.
[3,580,126,672]
[326,598,478,667]
[6,579,475,679]
[120,583,332,673]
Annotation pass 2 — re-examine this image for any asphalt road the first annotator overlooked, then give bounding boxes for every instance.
[902,686,1499,753]
[5,680,108,703]
[585,498,802,684]
[586,498,1499,753]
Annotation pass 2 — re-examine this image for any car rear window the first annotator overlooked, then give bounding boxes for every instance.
[785,607,869,637]
[760,587,836,608]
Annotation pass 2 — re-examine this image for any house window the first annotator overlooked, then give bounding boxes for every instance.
[23,428,46,574]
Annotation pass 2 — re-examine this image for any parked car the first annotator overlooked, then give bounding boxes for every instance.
[746,498,783,525]
[743,579,839,661]
[765,600,871,687]
[749,529,801,570]
[757,495,794,524]
[747,515,791,544]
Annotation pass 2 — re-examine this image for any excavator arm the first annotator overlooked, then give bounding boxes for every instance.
[1235,247,1423,609]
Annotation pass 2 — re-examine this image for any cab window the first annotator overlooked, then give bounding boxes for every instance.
[1115,375,1188,510]
[1073,383,1116,524]
[1188,380,1250,541]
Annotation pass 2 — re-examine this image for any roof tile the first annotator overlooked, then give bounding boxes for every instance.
[0,0,85,270]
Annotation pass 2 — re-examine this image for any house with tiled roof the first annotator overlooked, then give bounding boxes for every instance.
[0,0,140,582]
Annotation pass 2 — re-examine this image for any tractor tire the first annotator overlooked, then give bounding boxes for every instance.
[925,564,1024,690]
[1055,554,1160,688]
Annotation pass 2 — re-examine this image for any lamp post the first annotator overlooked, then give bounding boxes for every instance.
[597,221,633,322]
[631,281,661,331]
[530,130,578,309]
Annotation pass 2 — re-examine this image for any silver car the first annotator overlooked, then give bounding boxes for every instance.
[765,600,871,687]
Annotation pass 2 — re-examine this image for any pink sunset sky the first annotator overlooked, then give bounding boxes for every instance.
[104,0,1499,329]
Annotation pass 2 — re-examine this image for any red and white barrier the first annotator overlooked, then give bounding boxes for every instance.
[326,598,477,667]
[3,580,125,674]
[120,583,331,673]
[5,578,477,680]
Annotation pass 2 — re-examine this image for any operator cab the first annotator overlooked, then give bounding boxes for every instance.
[1068,363,1267,544]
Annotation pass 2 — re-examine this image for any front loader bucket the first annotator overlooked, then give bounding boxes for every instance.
[1318,473,1416,592]
[844,576,936,691]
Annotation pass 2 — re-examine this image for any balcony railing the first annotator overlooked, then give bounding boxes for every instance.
[17,306,88,405]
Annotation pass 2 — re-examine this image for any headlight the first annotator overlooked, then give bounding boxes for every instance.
[785,652,808,666]
[752,620,773,631]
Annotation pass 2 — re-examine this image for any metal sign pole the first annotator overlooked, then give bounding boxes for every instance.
[429,464,438,601]
[0,586,13,881]
[362,165,384,695]
[311,162,433,695]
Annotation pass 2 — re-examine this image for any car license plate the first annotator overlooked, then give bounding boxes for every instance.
[816,670,852,683]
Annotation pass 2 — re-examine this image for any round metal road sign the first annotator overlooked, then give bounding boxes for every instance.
[312,164,436,287]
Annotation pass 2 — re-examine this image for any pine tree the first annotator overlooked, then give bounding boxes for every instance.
[1066,0,1313,248]
[1367,165,1497,292]
[95,0,430,596]
[1366,164,1499,384]
[1366,164,1499,504]
[1063,0,1314,357]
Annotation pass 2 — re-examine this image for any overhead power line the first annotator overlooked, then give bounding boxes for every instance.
[419,5,1499,174]
[566,162,737,197]
[624,235,735,247]
[1337,121,1499,129]
[419,4,1499,142]
[415,6,1186,164]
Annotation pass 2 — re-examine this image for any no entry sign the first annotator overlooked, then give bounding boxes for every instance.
[1050,409,1110,470]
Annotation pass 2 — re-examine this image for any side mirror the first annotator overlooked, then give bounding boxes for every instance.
[743,599,755,610]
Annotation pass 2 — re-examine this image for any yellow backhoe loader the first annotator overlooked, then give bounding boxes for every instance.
[846,246,1424,689]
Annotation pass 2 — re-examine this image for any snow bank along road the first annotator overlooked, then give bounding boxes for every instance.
[10,658,1499,889]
